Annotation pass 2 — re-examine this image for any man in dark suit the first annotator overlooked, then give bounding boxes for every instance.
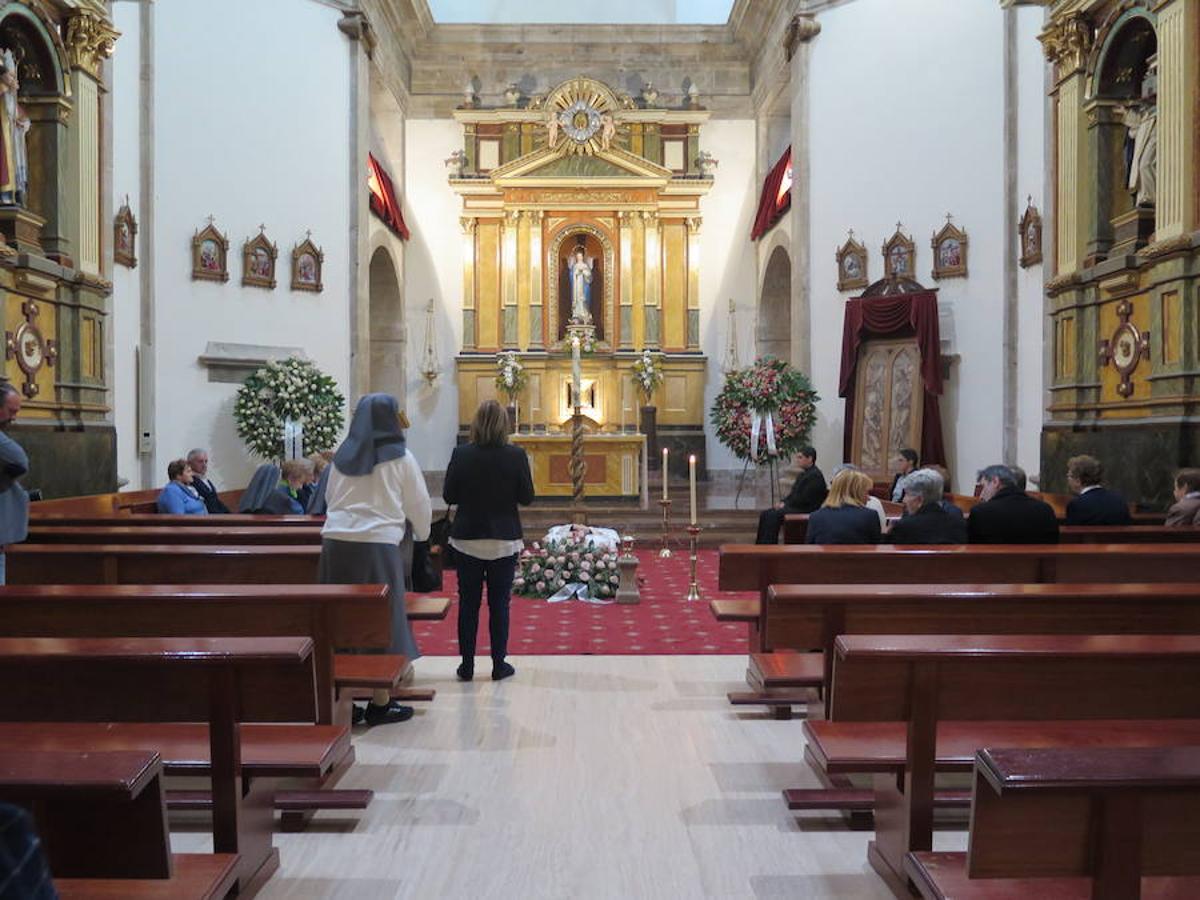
[889,448,919,502]
[888,468,967,544]
[755,446,827,544]
[967,464,1059,543]
[187,448,230,514]
[1065,454,1131,525]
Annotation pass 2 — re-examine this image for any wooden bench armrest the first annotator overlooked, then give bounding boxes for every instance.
[334,654,408,690]
[708,599,759,622]
[407,596,451,620]
[55,853,241,900]
[977,745,1200,795]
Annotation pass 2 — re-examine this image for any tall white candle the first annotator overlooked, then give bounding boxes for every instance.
[662,447,669,500]
[689,454,697,525]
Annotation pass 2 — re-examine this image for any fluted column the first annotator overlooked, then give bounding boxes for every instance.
[1153,0,1194,240]
[529,210,544,349]
[619,210,634,349]
[686,217,701,350]
[461,217,477,350]
[501,209,519,347]
[643,211,660,347]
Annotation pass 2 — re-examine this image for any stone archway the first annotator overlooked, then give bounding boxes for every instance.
[757,244,791,362]
[368,245,405,404]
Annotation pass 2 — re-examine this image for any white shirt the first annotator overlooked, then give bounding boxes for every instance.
[865,495,887,530]
[450,537,525,561]
[321,453,432,545]
[1080,484,1102,495]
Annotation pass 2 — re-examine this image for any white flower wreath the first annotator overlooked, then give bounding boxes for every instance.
[233,357,345,460]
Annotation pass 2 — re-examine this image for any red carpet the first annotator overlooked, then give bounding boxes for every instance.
[412,549,753,656]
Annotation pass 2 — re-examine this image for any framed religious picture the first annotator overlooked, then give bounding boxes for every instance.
[114,197,137,269]
[291,233,324,293]
[835,230,869,292]
[242,226,277,289]
[930,215,968,280]
[1019,197,1042,268]
[191,218,229,282]
[882,223,915,280]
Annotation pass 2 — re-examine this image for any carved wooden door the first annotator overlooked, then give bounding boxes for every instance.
[850,338,924,484]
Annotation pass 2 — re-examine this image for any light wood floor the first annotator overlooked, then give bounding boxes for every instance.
[177,655,961,898]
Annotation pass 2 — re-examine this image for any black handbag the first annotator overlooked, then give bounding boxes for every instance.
[410,540,441,593]
[429,507,455,567]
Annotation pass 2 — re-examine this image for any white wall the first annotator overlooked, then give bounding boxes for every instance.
[700,119,760,471]
[808,0,1012,493]
[403,119,463,475]
[110,2,141,488]
[145,0,353,491]
[1016,5,1047,485]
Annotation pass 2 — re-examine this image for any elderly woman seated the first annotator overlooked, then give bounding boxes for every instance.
[888,467,967,544]
[156,458,208,515]
[265,459,314,515]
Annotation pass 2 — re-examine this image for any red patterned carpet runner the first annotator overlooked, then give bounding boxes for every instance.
[412,549,752,656]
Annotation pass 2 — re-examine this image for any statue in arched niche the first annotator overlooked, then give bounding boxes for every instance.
[557,231,604,343]
[0,47,29,205]
[1121,55,1157,208]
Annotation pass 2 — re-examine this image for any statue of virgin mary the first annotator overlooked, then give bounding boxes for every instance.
[568,246,593,323]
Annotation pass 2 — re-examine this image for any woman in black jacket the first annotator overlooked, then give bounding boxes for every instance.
[807,468,881,545]
[443,399,534,682]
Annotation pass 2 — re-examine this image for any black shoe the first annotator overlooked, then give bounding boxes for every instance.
[351,704,365,725]
[363,701,414,726]
[456,662,474,682]
[491,661,515,682]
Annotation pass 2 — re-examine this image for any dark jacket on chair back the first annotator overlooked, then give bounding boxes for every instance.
[443,442,534,541]
[1065,487,1132,526]
[967,487,1059,544]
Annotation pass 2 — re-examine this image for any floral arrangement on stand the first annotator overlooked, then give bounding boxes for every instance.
[494,351,528,404]
[709,357,819,463]
[233,357,345,460]
[631,348,665,405]
[513,534,621,601]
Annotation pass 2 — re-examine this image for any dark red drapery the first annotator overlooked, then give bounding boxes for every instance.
[838,291,946,465]
[750,146,792,241]
[367,153,409,240]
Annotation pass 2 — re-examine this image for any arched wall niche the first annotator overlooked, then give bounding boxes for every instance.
[368,243,406,408]
[757,243,791,363]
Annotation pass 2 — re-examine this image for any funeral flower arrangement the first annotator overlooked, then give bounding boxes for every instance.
[709,357,819,463]
[513,535,621,601]
[233,357,345,460]
[631,349,665,403]
[494,351,528,403]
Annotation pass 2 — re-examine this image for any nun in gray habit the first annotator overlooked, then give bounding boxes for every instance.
[319,393,432,726]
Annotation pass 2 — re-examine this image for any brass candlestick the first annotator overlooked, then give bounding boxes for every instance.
[684,524,701,602]
[657,498,673,558]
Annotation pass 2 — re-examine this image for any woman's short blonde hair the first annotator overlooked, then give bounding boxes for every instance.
[823,468,872,509]
[308,450,333,476]
[470,399,509,447]
[281,459,314,483]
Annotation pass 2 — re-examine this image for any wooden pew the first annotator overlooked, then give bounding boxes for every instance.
[0,636,333,894]
[717,544,1200,653]
[27,525,325,545]
[906,746,1200,899]
[0,748,239,899]
[31,488,248,516]
[29,512,319,527]
[803,634,1200,891]
[7,543,322,584]
[757,582,1200,703]
[1059,524,1200,543]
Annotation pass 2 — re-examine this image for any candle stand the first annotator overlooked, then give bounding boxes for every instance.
[657,498,673,558]
[683,524,702,602]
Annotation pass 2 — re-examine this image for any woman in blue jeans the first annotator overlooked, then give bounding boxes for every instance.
[443,400,534,682]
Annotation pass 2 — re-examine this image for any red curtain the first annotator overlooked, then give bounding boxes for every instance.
[838,291,946,465]
[750,147,792,241]
[367,154,409,240]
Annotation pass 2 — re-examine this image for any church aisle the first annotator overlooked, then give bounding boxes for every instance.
[178,655,923,898]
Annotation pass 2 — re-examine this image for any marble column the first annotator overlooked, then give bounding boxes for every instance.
[786,14,820,375]
[461,217,477,350]
[619,210,633,349]
[529,210,544,349]
[502,209,519,347]
[643,211,660,347]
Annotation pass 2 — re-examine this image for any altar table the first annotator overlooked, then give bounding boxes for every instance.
[513,433,646,499]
